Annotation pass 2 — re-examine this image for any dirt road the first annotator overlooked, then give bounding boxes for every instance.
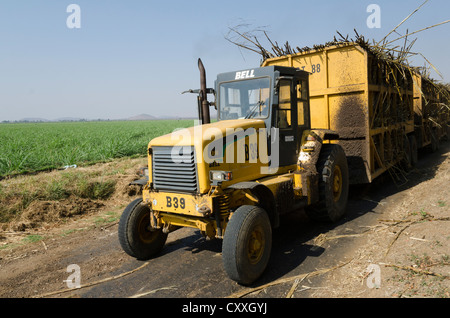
[0,142,449,299]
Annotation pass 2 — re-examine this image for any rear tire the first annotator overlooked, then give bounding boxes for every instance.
[306,144,349,223]
[118,198,167,260]
[222,205,272,286]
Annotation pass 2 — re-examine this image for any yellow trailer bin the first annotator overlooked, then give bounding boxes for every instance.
[262,43,448,184]
[413,74,449,149]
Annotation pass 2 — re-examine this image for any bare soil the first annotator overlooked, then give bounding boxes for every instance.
[306,143,450,298]
[0,144,449,298]
[0,157,148,298]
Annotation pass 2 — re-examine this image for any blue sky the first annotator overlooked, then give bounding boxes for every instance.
[0,0,449,121]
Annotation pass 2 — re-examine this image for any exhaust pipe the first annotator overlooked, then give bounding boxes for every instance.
[198,58,210,124]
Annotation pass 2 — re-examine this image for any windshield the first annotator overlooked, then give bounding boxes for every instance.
[219,77,271,120]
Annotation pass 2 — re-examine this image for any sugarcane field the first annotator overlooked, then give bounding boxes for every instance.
[0,1,449,304]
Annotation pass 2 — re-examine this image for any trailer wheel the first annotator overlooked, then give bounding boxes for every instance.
[118,198,167,260]
[222,205,272,286]
[408,135,418,167]
[430,130,440,153]
[401,135,412,171]
[306,144,349,223]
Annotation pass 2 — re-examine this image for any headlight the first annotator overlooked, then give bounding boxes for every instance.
[209,171,233,182]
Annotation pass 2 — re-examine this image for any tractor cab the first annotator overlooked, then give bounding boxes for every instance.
[215,66,311,167]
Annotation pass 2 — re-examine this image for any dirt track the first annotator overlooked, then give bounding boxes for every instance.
[0,142,449,298]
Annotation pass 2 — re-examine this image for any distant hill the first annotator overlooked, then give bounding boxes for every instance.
[54,117,85,122]
[158,115,198,120]
[18,117,50,122]
[126,114,157,121]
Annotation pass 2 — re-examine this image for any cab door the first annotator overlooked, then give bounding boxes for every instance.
[275,78,298,167]
[295,77,311,150]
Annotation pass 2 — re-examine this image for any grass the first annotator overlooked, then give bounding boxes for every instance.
[22,234,44,243]
[0,120,194,177]
[93,211,120,226]
[76,178,117,200]
[0,157,146,224]
[408,208,432,220]
[0,119,195,225]
[60,228,85,237]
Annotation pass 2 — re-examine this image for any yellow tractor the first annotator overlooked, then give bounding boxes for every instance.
[118,59,349,285]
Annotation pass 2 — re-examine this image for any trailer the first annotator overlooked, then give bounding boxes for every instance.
[262,43,450,184]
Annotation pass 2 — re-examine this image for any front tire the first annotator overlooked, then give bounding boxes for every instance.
[222,205,272,286]
[118,198,168,260]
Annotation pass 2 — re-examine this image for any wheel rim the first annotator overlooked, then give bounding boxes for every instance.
[333,165,343,202]
[137,212,156,244]
[247,225,265,265]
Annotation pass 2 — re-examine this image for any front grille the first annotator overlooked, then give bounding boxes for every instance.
[152,146,198,193]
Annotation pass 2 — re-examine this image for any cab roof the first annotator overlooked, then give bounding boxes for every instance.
[216,65,309,83]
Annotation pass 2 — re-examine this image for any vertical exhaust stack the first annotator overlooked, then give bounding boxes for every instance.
[198,58,210,124]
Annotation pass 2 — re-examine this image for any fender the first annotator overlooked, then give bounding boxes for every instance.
[314,129,340,142]
[228,182,279,228]
[299,129,340,173]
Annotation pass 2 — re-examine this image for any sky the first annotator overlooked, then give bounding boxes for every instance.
[0,0,449,122]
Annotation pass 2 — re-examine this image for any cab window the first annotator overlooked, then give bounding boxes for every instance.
[277,79,292,129]
[219,77,270,120]
[296,79,309,127]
